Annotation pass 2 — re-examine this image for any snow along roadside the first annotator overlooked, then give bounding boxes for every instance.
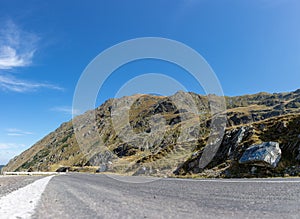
[0,175,55,219]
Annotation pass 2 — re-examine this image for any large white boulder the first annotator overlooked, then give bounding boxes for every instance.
[239,142,281,168]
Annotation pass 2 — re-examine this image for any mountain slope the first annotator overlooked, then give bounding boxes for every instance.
[0,165,4,172]
[4,89,300,177]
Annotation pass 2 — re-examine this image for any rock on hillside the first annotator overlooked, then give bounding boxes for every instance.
[3,89,300,178]
[239,142,281,168]
[175,113,300,177]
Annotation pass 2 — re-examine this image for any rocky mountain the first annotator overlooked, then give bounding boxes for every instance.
[3,89,300,177]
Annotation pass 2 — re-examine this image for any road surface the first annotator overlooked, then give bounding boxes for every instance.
[1,173,300,218]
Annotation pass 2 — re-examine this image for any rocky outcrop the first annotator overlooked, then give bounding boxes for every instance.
[239,142,281,168]
[174,113,300,177]
[96,164,108,173]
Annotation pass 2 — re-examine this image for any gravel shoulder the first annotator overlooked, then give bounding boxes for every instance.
[0,175,45,197]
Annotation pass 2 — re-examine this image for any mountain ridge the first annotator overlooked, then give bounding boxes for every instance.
[3,89,300,177]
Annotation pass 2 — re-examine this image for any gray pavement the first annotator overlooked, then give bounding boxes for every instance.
[32,174,300,219]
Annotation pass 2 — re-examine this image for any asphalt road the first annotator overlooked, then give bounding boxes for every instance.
[30,174,300,219]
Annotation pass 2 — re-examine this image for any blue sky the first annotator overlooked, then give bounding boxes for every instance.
[0,0,299,164]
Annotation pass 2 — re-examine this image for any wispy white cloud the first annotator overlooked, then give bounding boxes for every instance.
[51,106,81,116]
[0,143,25,150]
[0,74,62,92]
[0,20,62,92]
[0,20,37,69]
[6,128,34,136]
[0,45,34,69]
[0,142,26,164]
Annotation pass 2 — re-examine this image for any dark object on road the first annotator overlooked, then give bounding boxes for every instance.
[56,166,70,172]
[239,142,281,168]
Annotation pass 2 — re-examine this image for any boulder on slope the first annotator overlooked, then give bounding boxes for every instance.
[239,142,281,168]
